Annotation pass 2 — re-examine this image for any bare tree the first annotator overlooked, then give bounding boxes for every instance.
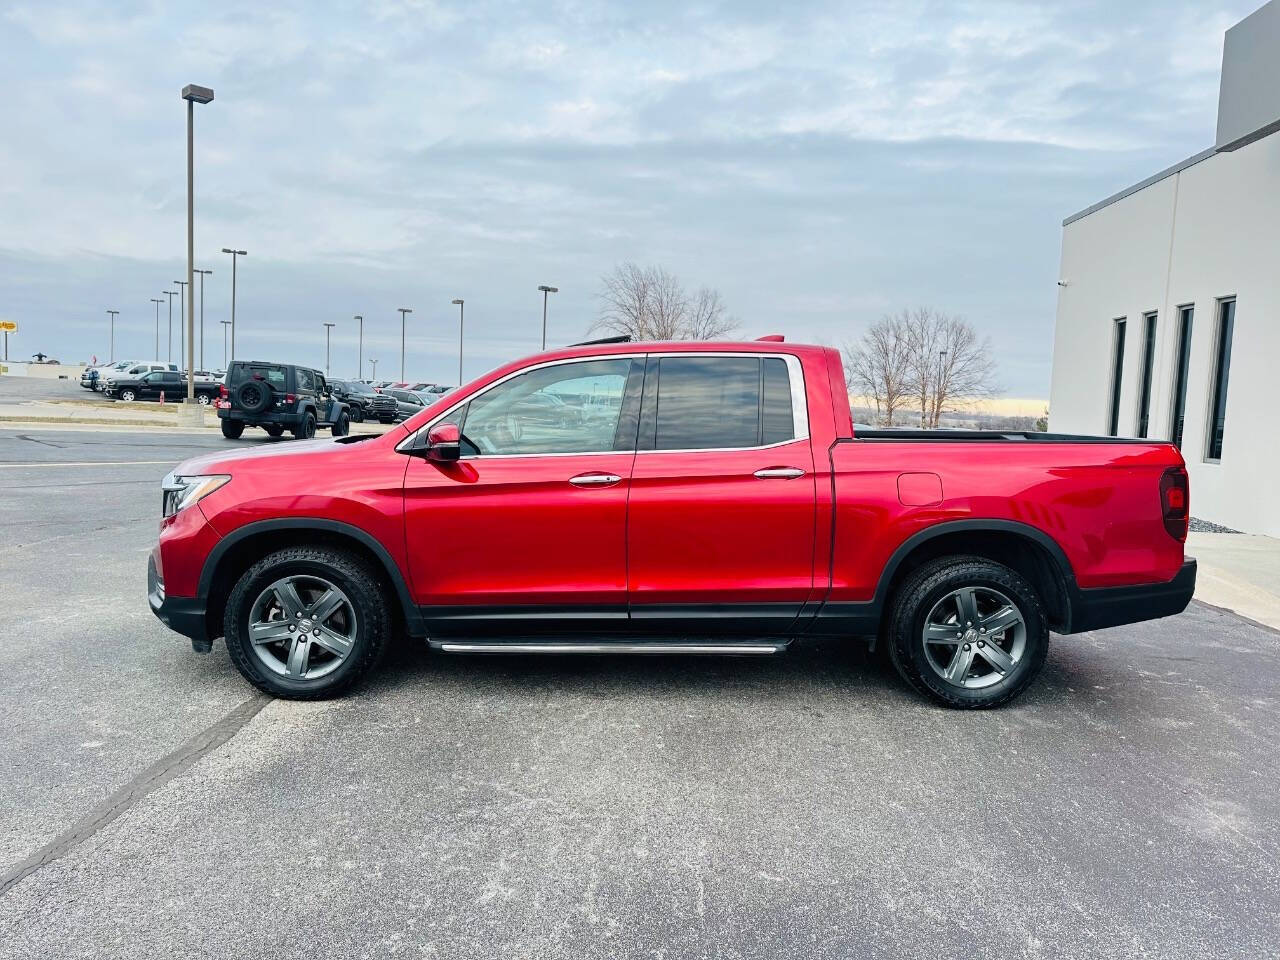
[845,308,999,428]
[593,263,737,341]
[843,315,912,426]
[901,307,998,428]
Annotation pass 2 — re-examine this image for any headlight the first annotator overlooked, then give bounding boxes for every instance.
[161,473,230,517]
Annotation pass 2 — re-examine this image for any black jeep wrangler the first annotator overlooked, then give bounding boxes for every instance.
[217,361,351,440]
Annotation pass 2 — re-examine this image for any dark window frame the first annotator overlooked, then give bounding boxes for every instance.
[1204,297,1236,463]
[1169,304,1194,450]
[1135,311,1157,438]
[1107,318,1127,437]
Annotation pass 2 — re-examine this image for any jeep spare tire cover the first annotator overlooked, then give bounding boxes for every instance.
[235,380,272,413]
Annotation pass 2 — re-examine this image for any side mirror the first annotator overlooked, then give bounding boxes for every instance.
[424,422,461,462]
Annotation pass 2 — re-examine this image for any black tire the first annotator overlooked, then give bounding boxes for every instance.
[196,392,212,405]
[220,418,245,439]
[887,556,1049,709]
[348,404,363,423]
[292,412,316,440]
[331,412,350,437]
[119,388,136,402]
[234,380,272,414]
[223,546,390,699]
[264,425,285,437]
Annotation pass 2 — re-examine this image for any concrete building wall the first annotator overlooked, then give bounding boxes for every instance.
[1050,130,1280,536]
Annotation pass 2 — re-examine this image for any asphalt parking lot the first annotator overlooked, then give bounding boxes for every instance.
[1,425,1277,959]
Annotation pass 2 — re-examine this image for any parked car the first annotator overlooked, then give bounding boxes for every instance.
[215,360,350,440]
[149,338,1195,705]
[103,369,219,404]
[385,388,429,422]
[95,361,178,392]
[329,379,397,424]
[81,360,132,390]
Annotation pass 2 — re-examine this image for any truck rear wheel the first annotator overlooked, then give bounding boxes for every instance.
[888,556,1048,709]
[220,419,245,439]
[293,413,316,440]
[223,546,390,699]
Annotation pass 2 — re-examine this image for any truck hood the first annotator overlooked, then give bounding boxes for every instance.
[172,434,393,477]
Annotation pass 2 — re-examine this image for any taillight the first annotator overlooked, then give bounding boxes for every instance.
[219,384,228,399]
[1159,466,1189,541]
[285,393,296,406]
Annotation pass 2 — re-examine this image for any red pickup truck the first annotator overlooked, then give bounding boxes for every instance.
[149,338,1195,708]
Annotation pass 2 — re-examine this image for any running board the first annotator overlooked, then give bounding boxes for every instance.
[432,641,786,656]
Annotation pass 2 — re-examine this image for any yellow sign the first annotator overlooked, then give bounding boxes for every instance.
[0,321,16,333]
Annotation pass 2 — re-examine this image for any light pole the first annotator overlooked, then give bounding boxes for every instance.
[220,319,231,369]
[370,359,378,381]
[173,280,187,366]
[323,322,336,376]
[150,298,163,359]
[221,248,247,361]
[182,84,213,405]
[194,268,212,371]
[163,290,177,361]
[354,314,363,379]
[451,299,464,384]
[106,310,118,362]
[397,307,412,382]
[537,285,558,350]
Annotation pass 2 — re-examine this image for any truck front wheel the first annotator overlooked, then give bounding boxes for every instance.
[887,556,1048,709]
[223,546,390,699]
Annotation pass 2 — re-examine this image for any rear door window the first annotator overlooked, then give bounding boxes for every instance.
[653,356,761,450]
[231,364,286,388]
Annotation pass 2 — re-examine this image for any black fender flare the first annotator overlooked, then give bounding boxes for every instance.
[198,517,424,636]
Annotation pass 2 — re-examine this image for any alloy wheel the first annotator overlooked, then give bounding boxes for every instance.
[922,586,1027,689]
[248,575,357,681]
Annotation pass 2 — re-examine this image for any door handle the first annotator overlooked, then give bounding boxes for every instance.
[568,473,622,487]
[754,467,805,480]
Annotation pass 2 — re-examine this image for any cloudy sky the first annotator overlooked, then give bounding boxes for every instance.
[0,0,1257,397]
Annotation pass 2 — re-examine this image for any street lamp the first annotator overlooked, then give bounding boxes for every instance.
[451,299,464,384]
[182,84,213,405]
[220,319,231,369]
[194,268,212,371]
[163,290,177,361]
[221,248,247,361]
[150,298,163,359]
[537,285,558,350]
[106,310,119,362]
[323,321,336,376]
[397,307,412,382]
[173,280,187,364]
[354,314,363,379]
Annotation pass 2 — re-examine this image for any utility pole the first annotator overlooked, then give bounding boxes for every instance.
[181,84,213,406]
[397,307,412,382]
[354,314,363,379]
[150,299,163,359]
[323,322,336,376]
[194,268,213,371]
[221,248,247,361]
[163,290,177,361]
[174,280,187,366]
[538,285,558,350]
[370,358,378,381]
[220,319,231,369]
[452,299,464,384]
[106,310,119,362]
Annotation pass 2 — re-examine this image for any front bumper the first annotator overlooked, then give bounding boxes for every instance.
[148,553,210,650]
[1066,558,1197,634]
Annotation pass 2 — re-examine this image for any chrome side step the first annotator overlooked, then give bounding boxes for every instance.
[433,642,785,656]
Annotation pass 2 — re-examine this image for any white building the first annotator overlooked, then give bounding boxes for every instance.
[1049,0,1280,537]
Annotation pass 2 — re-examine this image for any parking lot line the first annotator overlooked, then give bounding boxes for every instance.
[0,460,178,468]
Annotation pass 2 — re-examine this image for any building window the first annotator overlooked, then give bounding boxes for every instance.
[1135,311,1157,438]
[1107,318,1126,436]
[1169,305,1193,449]
[1205,298,1236,462]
